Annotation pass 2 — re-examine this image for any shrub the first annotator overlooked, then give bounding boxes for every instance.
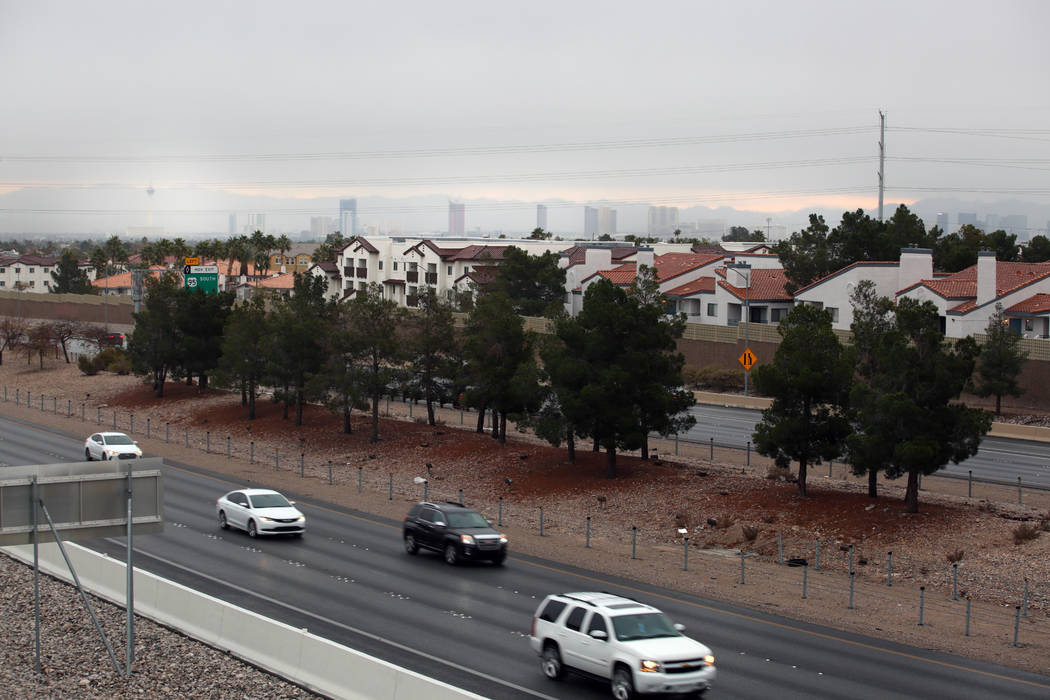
[683,365,745,393]
[741,525,759,542]
[95,347,126,369]
[107,356,132,375]
[1039,513,1050,532]
[714,515,735,529]
[766,464,792,480]
[77,355,98,376]
[946,549,965,564]
[1012,524,1041,545]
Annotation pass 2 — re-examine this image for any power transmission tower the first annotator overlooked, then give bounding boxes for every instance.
[878,110,886,221]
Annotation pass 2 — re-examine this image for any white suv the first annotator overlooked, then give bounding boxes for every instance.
[530,592,716,699]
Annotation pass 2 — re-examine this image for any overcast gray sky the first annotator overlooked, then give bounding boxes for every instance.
[2,0,1049,234]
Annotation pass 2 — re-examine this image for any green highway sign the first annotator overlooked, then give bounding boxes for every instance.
[184,264,219,294]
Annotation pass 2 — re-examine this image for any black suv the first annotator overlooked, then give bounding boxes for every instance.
[403,501,508,566]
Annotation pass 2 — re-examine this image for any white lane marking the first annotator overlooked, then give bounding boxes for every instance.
[117,545,560,700]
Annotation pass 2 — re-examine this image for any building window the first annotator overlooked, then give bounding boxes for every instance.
[706,303,716,317]
[29,280,35,287]
[447,265,453,275]
[378,260,383,270]
[771,308,784,322]
[14,268,20,274]
[393,261,398,271]
[0,281,5,287]
[28,267,34,273]
[827,307,839,323]
[1025,318,1034,332]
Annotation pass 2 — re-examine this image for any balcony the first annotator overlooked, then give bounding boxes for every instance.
[343,266,353,278]
[406,271,419,283]
[406,294,419,308]
[356,267,367,278]
[424,272,438,284]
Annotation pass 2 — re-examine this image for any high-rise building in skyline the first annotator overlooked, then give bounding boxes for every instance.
[598,207,617,237]
[339,198,357,237]
[449,202,465,235]
[228,213,237,236]
[958,212,978,227]
[536,204,548,231]
[247,213,266,233]
[584,206,599,238]
[936,212,949,231]
[311,216,337,239]
[648,206,680,237]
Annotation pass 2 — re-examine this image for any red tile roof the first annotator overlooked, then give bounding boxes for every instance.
[665,277,716,297]
[254,272,295,289]
[1006,293,1050,314]
[913,262,1050,300]
[91,266,170,288]
[654,253,724,282]
[717,268,793,302]
[561,245,638,266]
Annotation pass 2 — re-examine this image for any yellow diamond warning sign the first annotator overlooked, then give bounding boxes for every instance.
[738,348,757,371]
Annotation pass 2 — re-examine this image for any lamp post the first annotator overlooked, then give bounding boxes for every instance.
[727,262,752,395]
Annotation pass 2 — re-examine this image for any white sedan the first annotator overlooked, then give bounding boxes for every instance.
[84,432,142,460]
[216,488,306,538]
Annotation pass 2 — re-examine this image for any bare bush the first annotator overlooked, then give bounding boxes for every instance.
[715,515,735,529]
[946,549,965,564]
[766,464,792,480]
[1012,524,1042,545]
[741,525,759,542]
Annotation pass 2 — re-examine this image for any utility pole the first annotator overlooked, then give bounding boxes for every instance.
[878,110,886,221]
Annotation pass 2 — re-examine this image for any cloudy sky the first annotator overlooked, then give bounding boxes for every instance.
[2,0,1049,235]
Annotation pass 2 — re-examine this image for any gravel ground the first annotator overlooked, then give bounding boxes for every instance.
[1,359,1049,696]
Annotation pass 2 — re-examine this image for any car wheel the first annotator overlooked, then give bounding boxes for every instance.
[218,511,228,530]
[404,533,419,555]
[444,542,459,565]
[493,551,507,566]
[611,667,636,700]
[247,520,258,538]
[541,645,565,681]
[85,447,92,461]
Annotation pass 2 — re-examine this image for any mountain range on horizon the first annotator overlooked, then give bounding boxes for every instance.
[2,186,1049,242]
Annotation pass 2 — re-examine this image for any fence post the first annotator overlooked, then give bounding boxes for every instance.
[709,437,714,460]
[965,596,972,637]
[1013,607,1022,647]
[112,411,117,430]
[740,549,746,584]
[40,394,43,411]
[67,399,71,417]
[165,422,169,443]
[146,418,150,439]
[539,507,544,536]
[887,551,893,587]
[1018,476,1022,505]
[919,587,926,626]
[815,540,820,571]
[358,465,363,493]
[226,436,230,459]
[968,470,973,498]
[498,496,503,526]
[185,429,189,449]
[777,532,783,565]
[631,526,637,560]
[458,489,463,506]
[53,396,56,413]
[206,431,210,454]
[802,564,808,599]
[327,459,331,484]
[952,563,959,601]
[683,537,689,571]
[97,406,101,425]
[460,407,464,425]
[848,544,854,576]
[250,440,254,464]
[674,433,679,456]
[1023,578,1030,618]
[585,516,590,548]
[81,403,85,421]
[388,474,393,500]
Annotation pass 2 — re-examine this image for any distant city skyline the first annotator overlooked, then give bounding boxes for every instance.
[2,2,1048,237]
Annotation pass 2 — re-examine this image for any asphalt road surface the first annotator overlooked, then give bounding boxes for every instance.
[2,414,1049,699]
[683,404,1050,488]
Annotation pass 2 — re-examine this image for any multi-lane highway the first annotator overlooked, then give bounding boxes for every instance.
[2,413,1049,699]
[683,404,1050,488]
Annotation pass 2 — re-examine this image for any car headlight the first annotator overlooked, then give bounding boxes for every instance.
[640,659,662,673]
[259,517,274,522]
[498,534,508,543]
[704,655,715,667]
[460,534,476,545]
[296,516,305,523]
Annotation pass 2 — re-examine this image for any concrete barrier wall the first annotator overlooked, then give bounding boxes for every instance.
[2,542,484,700]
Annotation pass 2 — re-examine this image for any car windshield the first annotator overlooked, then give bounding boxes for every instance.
[249,493,291,508]
[611,613,680,641]
[104,434,134,445]
[446,511,489,528]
